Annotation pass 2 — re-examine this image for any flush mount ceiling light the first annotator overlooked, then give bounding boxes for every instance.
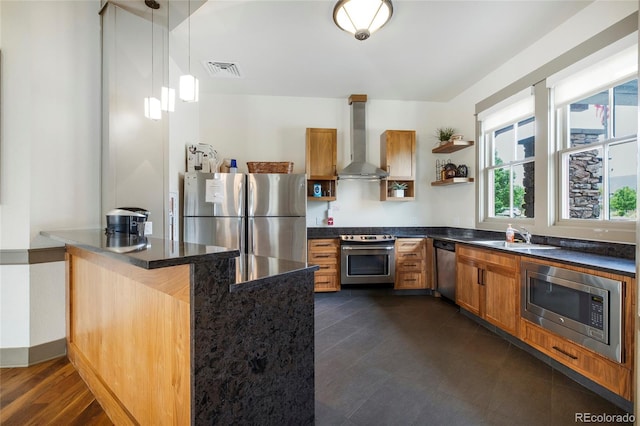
[333,0,393,41]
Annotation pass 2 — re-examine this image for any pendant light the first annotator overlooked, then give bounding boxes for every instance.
[144,0,162,120]
[333,0,393,41]
[179,0,199,102]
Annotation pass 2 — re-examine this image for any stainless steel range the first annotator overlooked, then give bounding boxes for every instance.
[340,234,396,285]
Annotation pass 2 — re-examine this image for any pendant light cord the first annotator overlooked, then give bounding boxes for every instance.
[151,8,154,96]
[188,0,191,74]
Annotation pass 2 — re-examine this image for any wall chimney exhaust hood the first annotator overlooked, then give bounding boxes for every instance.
[338,94,389,180]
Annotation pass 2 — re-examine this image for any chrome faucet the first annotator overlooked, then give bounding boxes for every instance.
[513,227,532,244]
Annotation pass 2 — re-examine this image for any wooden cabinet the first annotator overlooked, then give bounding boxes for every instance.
[308,239,340,292]
[306,128,337,201]
[395,238,427,289]
[431,139,474,186]
[380,130,416,201]
[456,245,520,336]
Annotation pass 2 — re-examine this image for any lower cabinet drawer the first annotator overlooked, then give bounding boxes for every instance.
[397,259,424,272]
[314,273,339,292]
[309,251,338,264]
[395,272,425,289]
[522,320,631,400]
[314,264,337,274]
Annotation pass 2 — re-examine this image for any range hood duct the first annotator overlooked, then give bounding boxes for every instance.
[338,95,389,180]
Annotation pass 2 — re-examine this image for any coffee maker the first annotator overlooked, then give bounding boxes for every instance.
[106,207,149,235]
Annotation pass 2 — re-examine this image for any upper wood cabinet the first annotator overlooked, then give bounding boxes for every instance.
[380,130,416,179]
[306,128,337,201]
[306,128,337,178]
[380,130,416,201]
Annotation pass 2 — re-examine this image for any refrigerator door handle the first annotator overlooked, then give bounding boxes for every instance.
[247,218,254,254]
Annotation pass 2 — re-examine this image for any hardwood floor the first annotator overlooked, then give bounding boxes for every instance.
[0,356,112,426]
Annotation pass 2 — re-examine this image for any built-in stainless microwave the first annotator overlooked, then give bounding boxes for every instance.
[521,261,623,363]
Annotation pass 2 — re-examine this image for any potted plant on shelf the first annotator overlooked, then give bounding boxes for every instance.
[435,127,456,144]
[390,181,408,198]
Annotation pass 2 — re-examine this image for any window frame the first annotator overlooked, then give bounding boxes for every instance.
[483,117,536,220]
[554,77,638,227]
[474,17,637,244]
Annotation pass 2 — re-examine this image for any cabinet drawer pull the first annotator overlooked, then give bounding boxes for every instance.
[405,278,417,282]
[317,280,331,284]
[315,243,331,247]
[552,346,578,360]
[315,254,331,258]
[404,263,417,267]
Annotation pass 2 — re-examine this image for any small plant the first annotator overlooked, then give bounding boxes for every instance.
[390,181,408,190]
[435,127,456,142]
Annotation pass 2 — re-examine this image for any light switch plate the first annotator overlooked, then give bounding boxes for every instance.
[145,221,153,235]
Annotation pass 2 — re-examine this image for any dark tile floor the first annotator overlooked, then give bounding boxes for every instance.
[314,292,633,426]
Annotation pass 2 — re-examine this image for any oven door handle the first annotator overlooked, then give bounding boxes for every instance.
[342,246,394,251]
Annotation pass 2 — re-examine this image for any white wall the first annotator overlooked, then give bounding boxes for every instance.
[0,1,101,351]
[197,94,452,228]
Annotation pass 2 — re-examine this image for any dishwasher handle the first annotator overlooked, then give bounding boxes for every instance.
[433,240,456,252]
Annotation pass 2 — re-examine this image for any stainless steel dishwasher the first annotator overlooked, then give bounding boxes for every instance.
[434,240,456,301]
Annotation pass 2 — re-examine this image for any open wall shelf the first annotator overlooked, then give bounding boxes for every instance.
[432,140,474,154]
[431,177,475,186]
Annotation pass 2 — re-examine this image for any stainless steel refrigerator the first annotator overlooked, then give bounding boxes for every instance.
[183,172,307,263]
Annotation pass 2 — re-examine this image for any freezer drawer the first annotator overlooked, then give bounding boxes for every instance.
[183,217,244,251]
[247,216,306,263]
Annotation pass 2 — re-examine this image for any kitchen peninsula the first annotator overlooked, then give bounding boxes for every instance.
[41,230,316,425]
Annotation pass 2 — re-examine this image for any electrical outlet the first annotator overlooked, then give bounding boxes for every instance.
[145,221,153,235]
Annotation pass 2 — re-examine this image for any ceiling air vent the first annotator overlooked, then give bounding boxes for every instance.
[203,61,243,78]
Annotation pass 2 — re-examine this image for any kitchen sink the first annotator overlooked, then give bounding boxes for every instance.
[472,240,557,250]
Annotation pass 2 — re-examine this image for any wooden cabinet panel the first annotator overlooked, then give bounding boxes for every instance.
[306,128,337,177]
[455,257,481,316]
[522,320,632,400]
[308,238,340,292]
[395,238,427,290]
[380,130,415,179]
[484,267,519,335]
[456,245,519,335]
[396,272,424,289]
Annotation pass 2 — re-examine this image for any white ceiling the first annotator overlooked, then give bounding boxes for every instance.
[167,0,594,102]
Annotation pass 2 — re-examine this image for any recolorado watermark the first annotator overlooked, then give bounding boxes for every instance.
[575,412,635,423]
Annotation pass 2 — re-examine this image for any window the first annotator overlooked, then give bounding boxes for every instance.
[556,79,637,221]
[479,90,536,220]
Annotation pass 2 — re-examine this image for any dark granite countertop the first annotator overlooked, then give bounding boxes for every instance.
[308,227,636,278]
[438,236,635,277]
[233,254,318,291]
[42,229,241,269]
[42,229,318,286]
